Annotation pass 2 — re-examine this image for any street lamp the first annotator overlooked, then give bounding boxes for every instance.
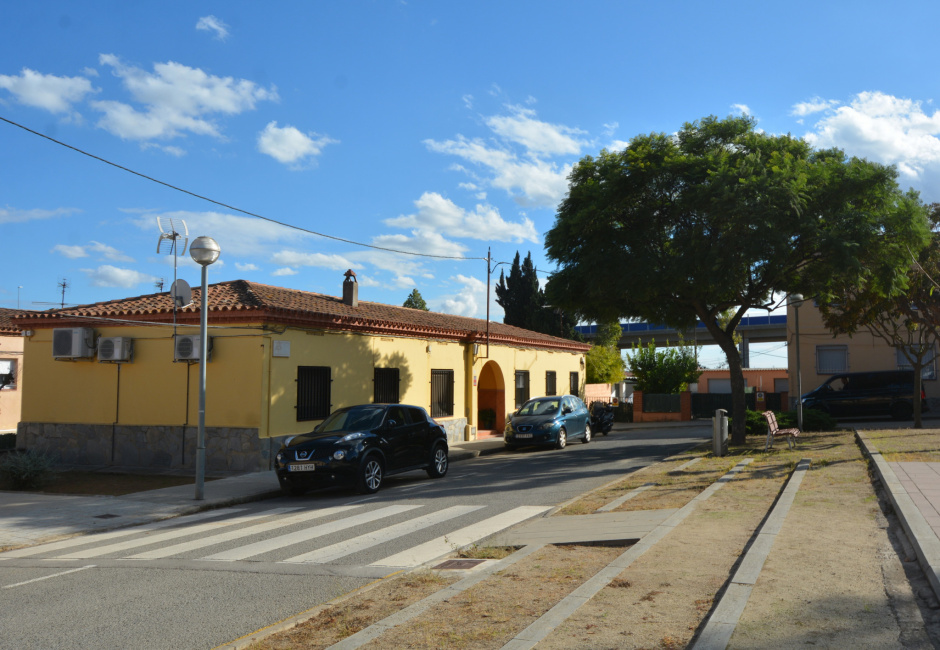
[17,286,22,309]
[190,236,220,500]
[789,293,804,431]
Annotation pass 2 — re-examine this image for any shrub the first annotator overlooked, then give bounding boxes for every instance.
[478,408,496,429]
[741,408,838,436]
[0,448,58,490]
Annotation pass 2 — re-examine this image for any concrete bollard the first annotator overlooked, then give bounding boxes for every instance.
[713,409,728,457]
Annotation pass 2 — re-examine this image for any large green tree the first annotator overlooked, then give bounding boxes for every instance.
[495,251,580,339]
[545,115,929,444]
[403,288,429,311]
[628,339,702,394]
[586,320,627,384]
[819,203,940,428]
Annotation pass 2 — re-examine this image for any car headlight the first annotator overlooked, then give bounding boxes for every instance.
[275,452,284,465]
[340,432,366,442]
[538,421,557,431]
[333,450,346,460]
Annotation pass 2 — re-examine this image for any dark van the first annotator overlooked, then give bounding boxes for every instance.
[801,370,925,420]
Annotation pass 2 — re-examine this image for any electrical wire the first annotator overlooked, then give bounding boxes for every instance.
[0,115,485,262]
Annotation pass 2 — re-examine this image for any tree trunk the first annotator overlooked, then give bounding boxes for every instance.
[703,323,748,445]
[913,365,924,429]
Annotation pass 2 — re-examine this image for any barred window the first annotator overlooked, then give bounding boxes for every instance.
[431,369,454,418]
[297,366,331,421]
[374,367,400,403]
[515,371,530,409]
[569,371,579,395]
[545,371,557,396]
[816,346,848,374]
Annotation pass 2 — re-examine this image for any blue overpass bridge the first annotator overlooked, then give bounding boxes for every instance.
[575,314,788,349]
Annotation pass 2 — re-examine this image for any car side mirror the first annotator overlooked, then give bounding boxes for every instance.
[386,419,397,428]
[563,406,572,414]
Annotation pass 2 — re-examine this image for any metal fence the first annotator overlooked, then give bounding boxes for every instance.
[642,393,681,413]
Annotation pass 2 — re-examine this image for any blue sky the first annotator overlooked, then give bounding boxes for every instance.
[3,1,940,369]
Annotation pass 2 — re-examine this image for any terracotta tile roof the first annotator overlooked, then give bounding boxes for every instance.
[0,308,39,335]
[13,280,590,353]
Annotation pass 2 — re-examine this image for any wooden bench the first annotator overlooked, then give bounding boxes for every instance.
[763,410,799,450]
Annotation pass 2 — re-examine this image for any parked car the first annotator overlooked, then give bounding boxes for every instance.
[274,404,449,496]
[801,370,927,420]
[504,395,591,450]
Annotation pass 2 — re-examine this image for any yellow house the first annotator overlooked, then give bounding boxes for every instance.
[786,299,940,405]
[0,309,27,434]
[14,276,589,472]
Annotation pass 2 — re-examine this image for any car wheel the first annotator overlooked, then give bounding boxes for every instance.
[582,423,592,443]
[426,442,449,478]
[891,401,913,420]
[556,427,567,450]
[357,455,384,494]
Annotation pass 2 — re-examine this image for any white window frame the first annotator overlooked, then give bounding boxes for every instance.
[0,359,16,390]
[816,345,848,374]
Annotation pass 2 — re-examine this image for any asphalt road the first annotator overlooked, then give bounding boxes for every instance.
[0,425,710,650]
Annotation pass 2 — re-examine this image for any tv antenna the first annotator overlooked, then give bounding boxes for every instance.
[32,278,79,308]
[156,217,192,333]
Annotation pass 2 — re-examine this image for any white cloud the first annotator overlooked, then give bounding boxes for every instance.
[0,68,96,113]
[235,262,259,272]
[196,15,229,40]
[484,104,587,156]
[137,210,306,257]
[393,275,416,289]
[803,91,940,179]
[272,267,298,276]
[385,192,538,243]
[435,274,486,317]
[93,54,278,141]
[270,250,353,270]
[52,244,87,259]
[731,103,751,116]
[82,265,157,288]
[51,241,133,262]
[0,206,78,224]
[792,97,840,117]
[371,229,468,258]
[257,121,337,166]
[424,104,582,207]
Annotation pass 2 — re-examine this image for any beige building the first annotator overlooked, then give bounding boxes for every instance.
[14,276,589,472]
[0,309,26,434]
[786,300,940,405]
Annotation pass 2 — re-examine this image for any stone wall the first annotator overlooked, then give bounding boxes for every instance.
[437,417,468,444]
[16,422,289,473]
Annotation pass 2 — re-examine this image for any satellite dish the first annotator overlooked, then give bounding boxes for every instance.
[170,279,193,309]
[156,217,189,255]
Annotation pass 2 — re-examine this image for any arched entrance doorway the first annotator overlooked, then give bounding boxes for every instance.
[477,360,505,436]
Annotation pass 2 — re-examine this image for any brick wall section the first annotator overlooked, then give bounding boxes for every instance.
[632,390,692,423]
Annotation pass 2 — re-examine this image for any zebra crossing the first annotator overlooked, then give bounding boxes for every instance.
[0,502,551,570]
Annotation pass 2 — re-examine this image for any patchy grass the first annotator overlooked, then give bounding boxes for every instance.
[457,545,518,560]
[861,427,940,462]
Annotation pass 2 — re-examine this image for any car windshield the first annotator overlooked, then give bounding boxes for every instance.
[518,399,560,416]
[319,406,386,433]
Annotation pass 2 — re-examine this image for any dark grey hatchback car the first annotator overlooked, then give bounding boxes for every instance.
[275,404,449,496]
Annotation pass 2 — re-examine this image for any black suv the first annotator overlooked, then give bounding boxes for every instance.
[274,404,449,496]
[801,370,926,420]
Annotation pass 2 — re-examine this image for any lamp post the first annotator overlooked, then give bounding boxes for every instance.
[190,236,220,500]
[17,286,22,309]
[789,293,804,431]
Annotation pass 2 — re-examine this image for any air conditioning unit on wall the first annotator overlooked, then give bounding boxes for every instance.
[98,337,133,362]
[52,327,96,359]
[175,334,211,361]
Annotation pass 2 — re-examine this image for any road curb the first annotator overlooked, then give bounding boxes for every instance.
[856,430,940,603]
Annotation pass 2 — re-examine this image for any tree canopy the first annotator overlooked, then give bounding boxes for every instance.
[545,115,929,443]
[586,320,627,384]
[495,250,580,339]
[403,288,429,311]
[819,202,940,427]
[628,339,701,394]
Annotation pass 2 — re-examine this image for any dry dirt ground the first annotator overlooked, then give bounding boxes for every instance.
[243,427,940,650]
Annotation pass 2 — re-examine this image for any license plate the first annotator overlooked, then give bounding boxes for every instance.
[288,463,316,472]
[515,433,533,439]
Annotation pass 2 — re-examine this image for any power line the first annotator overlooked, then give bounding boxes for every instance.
[0,115,484,262]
